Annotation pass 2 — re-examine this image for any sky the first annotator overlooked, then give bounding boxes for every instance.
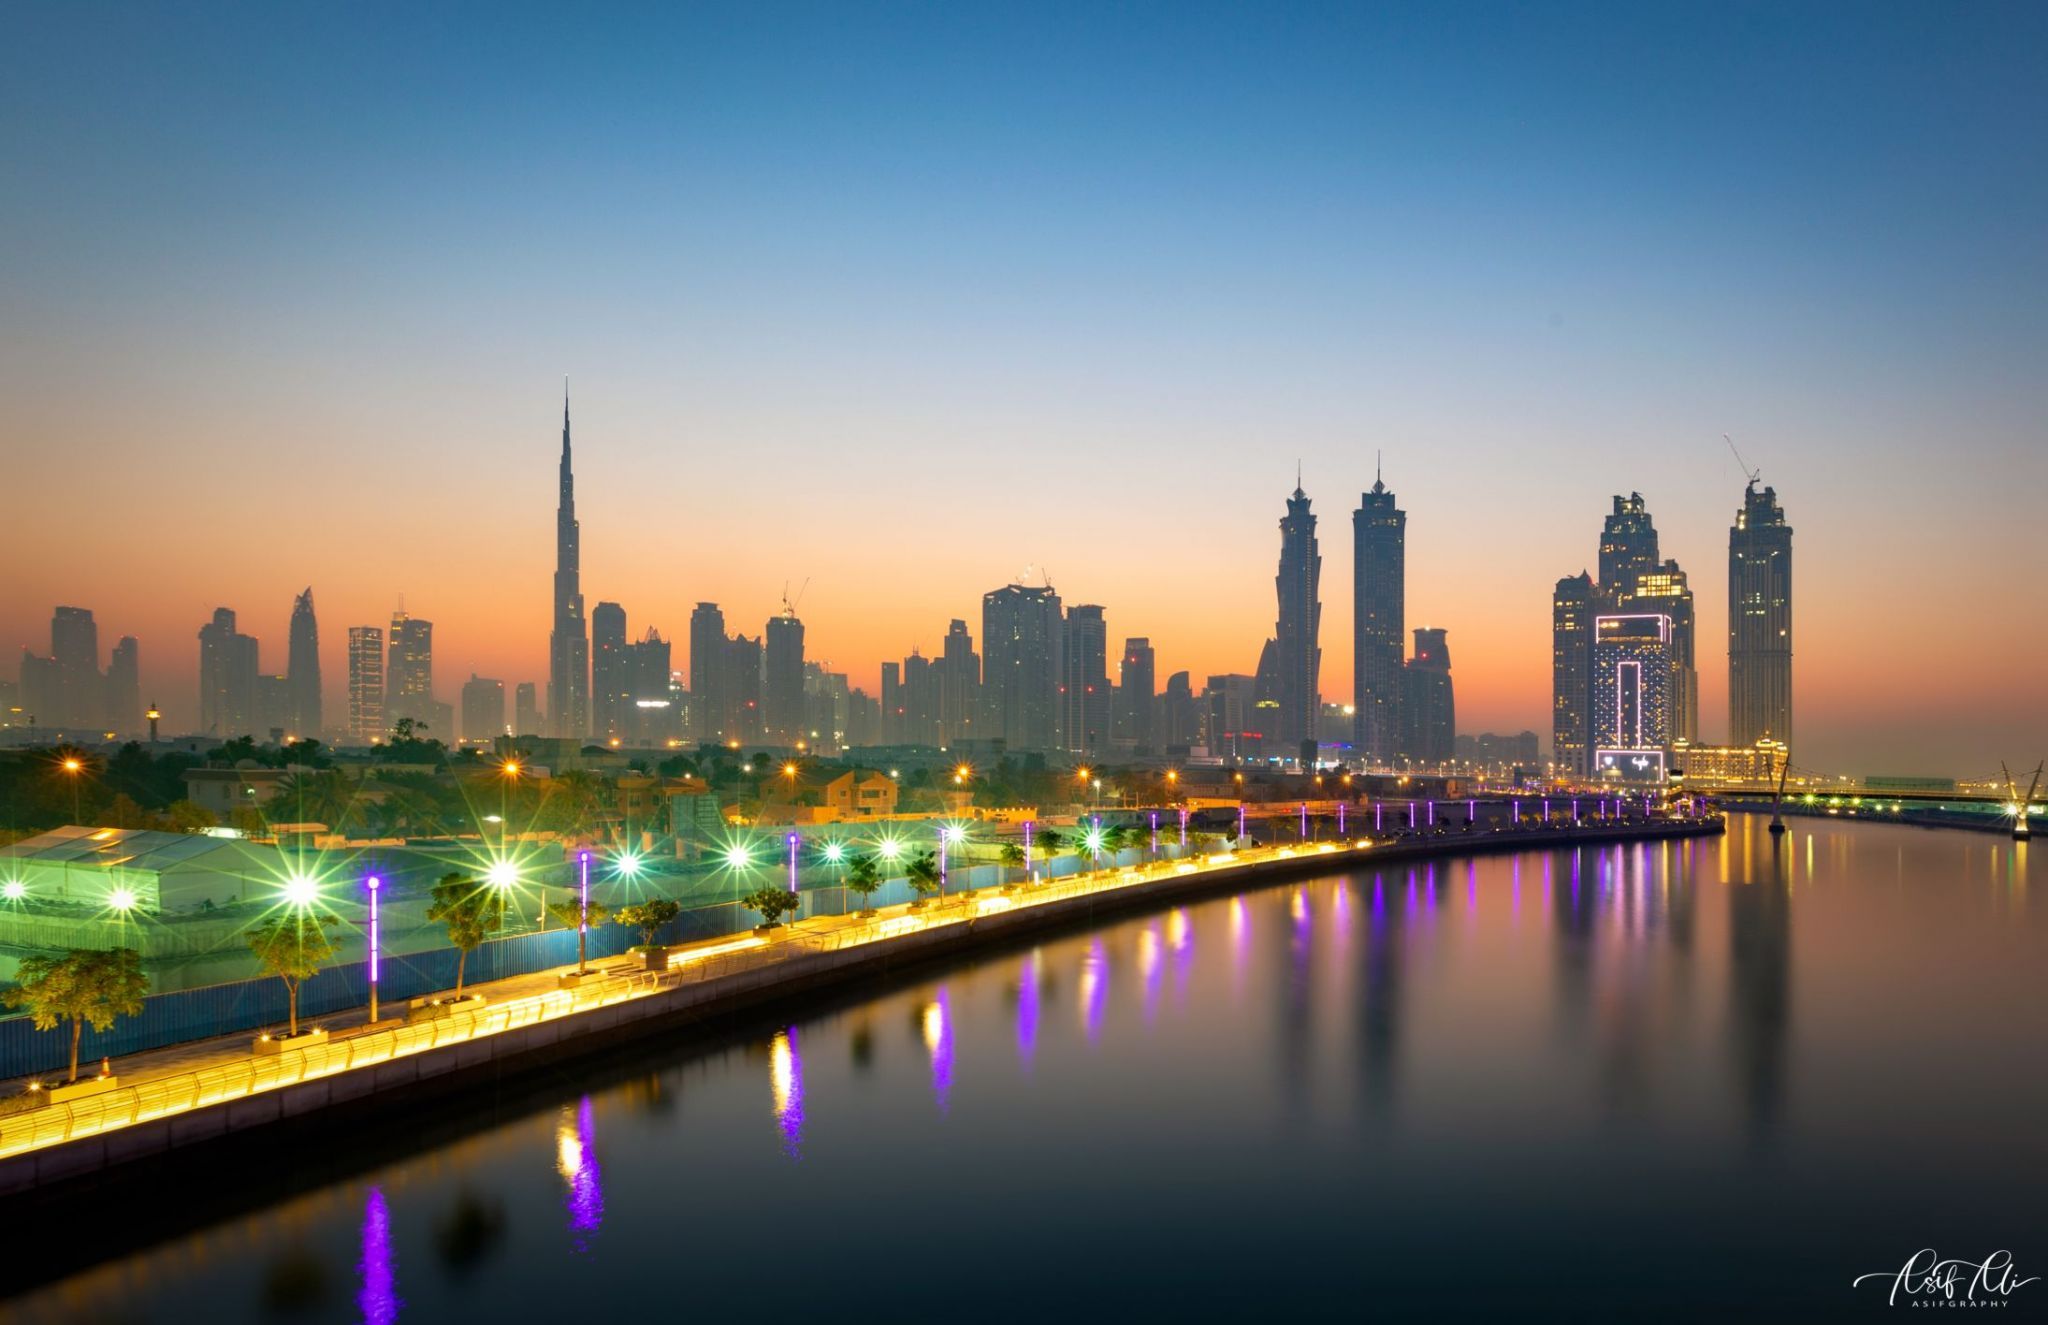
[2,2,2044,776]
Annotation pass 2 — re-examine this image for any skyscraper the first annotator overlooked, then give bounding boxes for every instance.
[386,610,434,732]
[106,636,141,737]
[347,626,384,744]
[1599,492,1662,588]
[1061,604,1109,758]
[461,675,506,745]
[1622,561,1697,746]
[1551,573,1597,775]
[514,681,541,737]
[1268,478,1322,755]
[625,628,675,747]
[198,608,259,737]
[1161,670,1196,749]
[1729,481,1794,748]
[50,607,100,729]
[724,633,762,744]
[286,588,321,740]
[879,661,903,744]
[1591,613,1675,782]
[547,385,589,740]
[688,603,727,743]
[1352,466,1406,765]
[937,619,980,747]
[764,608,806,746]
[1117,637,1155,751]
[1400,627,1455,765]
[981,582,1063,755]
[591,601,629,741]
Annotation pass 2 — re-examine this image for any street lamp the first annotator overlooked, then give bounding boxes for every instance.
[281,871,320,909]
[365,874,382,1022]
[61,756,83,824]
[574,851,592,976]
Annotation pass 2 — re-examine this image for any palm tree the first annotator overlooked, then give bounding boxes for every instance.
[999,841,1026,883]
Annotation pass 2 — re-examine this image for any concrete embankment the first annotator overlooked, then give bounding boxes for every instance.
[0,817,1720,1198]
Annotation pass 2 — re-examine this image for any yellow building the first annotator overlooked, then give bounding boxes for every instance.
[1673,738,1787,787]
[825,770,898,819]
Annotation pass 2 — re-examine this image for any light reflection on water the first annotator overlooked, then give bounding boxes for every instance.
[3,819,2041,1323]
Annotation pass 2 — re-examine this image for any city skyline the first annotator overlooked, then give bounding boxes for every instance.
[5,5,2045,775]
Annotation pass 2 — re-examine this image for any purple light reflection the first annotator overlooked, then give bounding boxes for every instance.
[356,1186,400,1325]
[1016,953,1040,1068]
[560,1096,605,1249]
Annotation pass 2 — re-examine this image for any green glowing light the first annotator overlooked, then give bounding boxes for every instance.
[107,887,138,913]
[615,851,644,878]
[725,845,753,868]
[878,838,902,860]
[281,872,320,908]
[823,843,845,864]
[2,880,24,901]
[486,860,519,888]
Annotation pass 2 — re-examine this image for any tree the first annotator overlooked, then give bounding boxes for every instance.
[546,896,613,976]
[4,948,149,1083]
[163,799,217,833]
[743,886,800,928]
[427,874,507,995]
[906,850,941,906]
[614,898,682,949]
[999,841,1026,877]
[246,913,340,1037]
[845,854,882,916]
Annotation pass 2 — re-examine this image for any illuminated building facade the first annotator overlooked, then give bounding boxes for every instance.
[1729,481,1793,748]
[1591,613,1673,783]
[346,625,384,743]
[1673,737,1787,786]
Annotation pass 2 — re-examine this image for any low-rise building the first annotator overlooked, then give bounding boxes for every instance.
[825,770,898,819]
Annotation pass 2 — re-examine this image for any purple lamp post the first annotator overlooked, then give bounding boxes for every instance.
[1300,803,1308,839]
[787,832,800,897]
[1237,803,1246,842]
[1428,800,1436,827]
[1023,820,1034,881]
[1375,802,1383,832]
[573,851,593,976]
[937,828,948,897]
[1338,802,1346,836]
[1150,811,1159,853]
[1178,807,1188,849]
[366,874,381,1023]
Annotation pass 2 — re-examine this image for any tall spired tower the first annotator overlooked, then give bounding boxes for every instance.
[1267,473,1322,756]
[547,383,590,739]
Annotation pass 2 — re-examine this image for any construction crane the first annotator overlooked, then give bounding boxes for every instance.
[1725,433,1761,490]
[780,578,810,619]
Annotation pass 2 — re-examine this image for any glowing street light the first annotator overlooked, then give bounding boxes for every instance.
[725,844,754,870]
[822,842,846,865]
[486,860,519,889]
[878,838,902,863]
[2,880,25,901]
[281,872,321,909]
[366,874,382,1022]
[107,887,137,913]
[614,850,644,880]
[575,851,593,976]
[60,756,84,823]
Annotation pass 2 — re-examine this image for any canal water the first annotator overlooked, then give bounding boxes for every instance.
[4,816,2041,1322]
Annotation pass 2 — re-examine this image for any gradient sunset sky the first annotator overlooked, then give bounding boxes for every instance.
[4,3,2044,776]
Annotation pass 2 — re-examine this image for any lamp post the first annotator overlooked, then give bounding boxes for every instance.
[575,851,591,976]
[366,874,381,1023]
[787,832,800,896]
[61,757,83,825]
[1023,820,1034,883]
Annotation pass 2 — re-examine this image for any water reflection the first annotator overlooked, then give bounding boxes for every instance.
[356,1187,400,1325]
[8,819,2039,1325]
[924,989,954,1113]
[557,1096,605,1249]
[1080,938,1108,1043]
[770,1029,805,1157]
[1014,952,1041,1069]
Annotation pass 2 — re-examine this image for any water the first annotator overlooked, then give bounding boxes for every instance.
[5,816,2042,1322]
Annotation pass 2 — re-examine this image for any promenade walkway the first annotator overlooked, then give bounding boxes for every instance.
[0,815,1718,1172]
